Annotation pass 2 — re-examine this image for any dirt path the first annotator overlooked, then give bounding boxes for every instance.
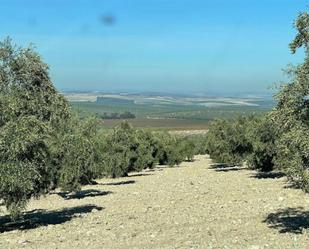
[0,155,308,249]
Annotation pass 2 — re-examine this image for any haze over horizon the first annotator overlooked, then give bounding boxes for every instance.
[1,0,307,94]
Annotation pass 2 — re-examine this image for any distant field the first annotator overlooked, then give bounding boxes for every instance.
[101,118,209,130]
[68,92,273,129]
[64,92,274,108]
[71,101,269,120]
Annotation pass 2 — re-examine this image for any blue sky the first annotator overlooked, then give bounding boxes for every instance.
[0,0,308,95]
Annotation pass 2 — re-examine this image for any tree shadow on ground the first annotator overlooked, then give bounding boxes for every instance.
[147,169,163,172]
[128,173,153,177]
[0,205,103,233]
[284,181,302,190]
[209,163,230,169]
[103,180,136,186]
[57,189,113,200]
[264,207,309,234]
[209,163,246,172]
[251,171,286,179]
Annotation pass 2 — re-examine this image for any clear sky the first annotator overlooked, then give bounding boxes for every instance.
[0,0,308,95]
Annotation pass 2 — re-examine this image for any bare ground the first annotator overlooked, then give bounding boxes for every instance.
[0,155,308,249]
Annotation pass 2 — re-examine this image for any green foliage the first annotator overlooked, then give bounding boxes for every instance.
[0,37,71,218]
[270,10,309,192]
[154,132,184,166]
[163,140,185,166]
[133,129,157,170]
[205,113,278,172]
[0,116,47,219]
[193,135,207,155]
[0,38,95,218]
[273,125,309,192]
[206,117,252,166]
[184,135,208,155]
[289,12,309,54]
[0,162,39,219]
[179,139,195,162]
[246,116,277,172]
[0,37,70,128]
[99,122,139,178]
[97,122,191,177]
[49,116,100,192]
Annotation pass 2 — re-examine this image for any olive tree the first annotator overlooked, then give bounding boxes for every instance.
[0,38,83,218]
[206,117,252,166]
[271,11,309,191]
[48,116,100,192]
[132,129,157,171]
[246,116,277,172]
[100,122,138,178]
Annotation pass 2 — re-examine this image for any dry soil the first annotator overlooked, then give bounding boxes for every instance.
[0,155,308,249]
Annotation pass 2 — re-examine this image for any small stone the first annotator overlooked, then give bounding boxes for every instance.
[18,240,30,245]
[248,246,260,249]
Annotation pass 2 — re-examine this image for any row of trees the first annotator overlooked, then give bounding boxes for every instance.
[96,111,136,119]
[98,122,197,178]
[206,113,309,192]
[2,9,308,220]
[206,116,277,171]
[206,11,309,193]
[0,40,198,219]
